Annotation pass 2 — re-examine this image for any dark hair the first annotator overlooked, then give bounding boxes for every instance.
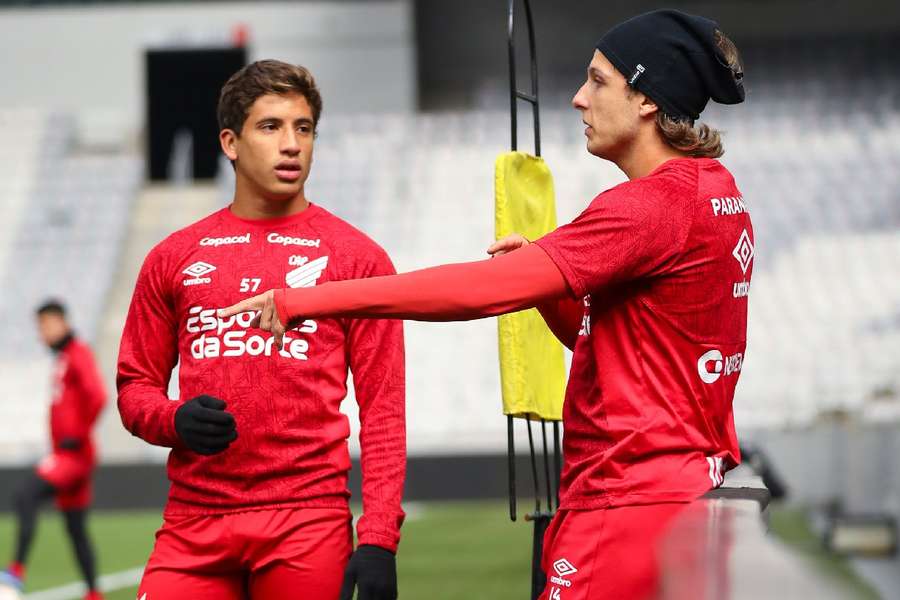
[36,299,66,317]
[217,60,323,136]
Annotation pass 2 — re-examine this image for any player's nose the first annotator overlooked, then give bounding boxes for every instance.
[280,129,301,154]
[572,82,589,110]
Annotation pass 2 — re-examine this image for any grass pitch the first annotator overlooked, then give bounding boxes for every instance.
[0,501,531,599]
[0,501,878,599]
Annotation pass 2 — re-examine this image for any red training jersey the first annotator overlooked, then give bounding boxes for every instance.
[117,204,406,551]
[535,157,753,510]
[50,337,107,462]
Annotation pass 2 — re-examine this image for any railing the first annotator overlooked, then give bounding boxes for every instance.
[657,467,845,599]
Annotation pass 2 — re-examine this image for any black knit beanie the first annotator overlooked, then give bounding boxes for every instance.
[595,9,745,121]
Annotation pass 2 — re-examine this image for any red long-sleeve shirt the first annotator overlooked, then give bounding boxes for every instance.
[51,337,106,461]
[272,158,751,511]
[117,204,406,551]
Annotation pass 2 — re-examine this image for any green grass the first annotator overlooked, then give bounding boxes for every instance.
[0,501,531,600]
[767,504,881,600]
[400,502,531,599]
[0,510,160,599]
[2,503,884,600]
[0,502,878,600]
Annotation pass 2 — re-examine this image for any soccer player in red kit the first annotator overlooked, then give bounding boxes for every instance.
[223,11,751,599]
[117,61,405,599]
[1,300,106,600]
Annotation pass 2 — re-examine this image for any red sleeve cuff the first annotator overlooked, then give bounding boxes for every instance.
[124,396,182,449]
[357,530,400,554]
[162,400,183,447]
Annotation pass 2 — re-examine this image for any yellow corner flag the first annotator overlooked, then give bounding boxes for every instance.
[495,151,567,421]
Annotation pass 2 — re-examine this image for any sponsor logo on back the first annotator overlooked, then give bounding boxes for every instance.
[732,229,754,274]
[730,228,754,299]
[697,349,743,384]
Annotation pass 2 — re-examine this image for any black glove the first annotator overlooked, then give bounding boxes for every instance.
[174,395,237,455]
[58,437,82,451]
[340,545,397,600]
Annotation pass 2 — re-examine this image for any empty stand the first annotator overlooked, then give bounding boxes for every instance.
[0,111,141,460]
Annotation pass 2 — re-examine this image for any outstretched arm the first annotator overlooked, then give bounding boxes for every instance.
[220,243,570,348]
[489,234,582,350]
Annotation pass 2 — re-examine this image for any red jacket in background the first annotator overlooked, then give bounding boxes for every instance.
[51,336,107,462]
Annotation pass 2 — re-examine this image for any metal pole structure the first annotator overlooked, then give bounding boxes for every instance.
[541,419,553,512]
[506,1,559,598]
[507,0,541,156]
[508,415,517,521]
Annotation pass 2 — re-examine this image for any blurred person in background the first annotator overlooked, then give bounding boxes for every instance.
[222,10,750,600]
[0,300,106,600]
[117,60,405,600]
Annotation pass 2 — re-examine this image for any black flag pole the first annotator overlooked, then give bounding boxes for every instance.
[505,1,562,598]
[508,415,517,521]
[507,0,540,156]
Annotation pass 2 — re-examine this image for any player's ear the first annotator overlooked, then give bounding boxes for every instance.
[220,128,239,161]
[638,94,660,119]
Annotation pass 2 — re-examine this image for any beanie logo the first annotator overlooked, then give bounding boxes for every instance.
[628,64,645,85]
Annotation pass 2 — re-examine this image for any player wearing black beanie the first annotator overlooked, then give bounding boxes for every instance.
[224,10,753,600]
[573,9,744,177]
[596,9,744,121]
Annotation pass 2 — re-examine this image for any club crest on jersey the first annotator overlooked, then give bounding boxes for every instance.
[182,261,216,286]
[286,256,328,288]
